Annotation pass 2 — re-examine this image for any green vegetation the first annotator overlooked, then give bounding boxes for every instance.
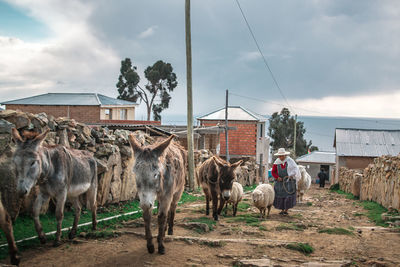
[243,184,257,192]
[306,202,313,206]
[285,242,314,255]
[318,227,354,236]
[186,216,216,232]
[360,201,388,227]
[227,213,261,227]
[258,225,268,231]
[0,190,203,260]
[276,223,306,232]
[330,184,388,227]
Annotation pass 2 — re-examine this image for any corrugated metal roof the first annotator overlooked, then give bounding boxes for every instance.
[197,106,266,122]
[97,94,137,106]
[334,128,400,157]
[2,93,137,106]
[296,151,336,164]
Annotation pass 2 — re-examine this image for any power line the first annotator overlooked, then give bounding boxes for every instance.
[234,0,294,113]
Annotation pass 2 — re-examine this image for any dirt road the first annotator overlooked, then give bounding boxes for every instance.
[7,185,400,266]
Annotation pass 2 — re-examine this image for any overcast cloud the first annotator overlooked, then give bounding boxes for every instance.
[1,0,400,121]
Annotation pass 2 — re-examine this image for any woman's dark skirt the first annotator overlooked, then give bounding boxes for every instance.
[273,178,297,210]
[273,195,296,210]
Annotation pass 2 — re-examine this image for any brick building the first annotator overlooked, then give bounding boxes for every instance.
[333,128,400,183]
[197,106,268,162]
[1,93,154,125]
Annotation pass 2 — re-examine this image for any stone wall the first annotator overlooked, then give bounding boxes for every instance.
[338,155,400,210]
[0,110,155,217]
[0,110,260,218]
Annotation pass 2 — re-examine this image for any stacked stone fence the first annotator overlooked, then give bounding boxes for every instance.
[338,155,400,210]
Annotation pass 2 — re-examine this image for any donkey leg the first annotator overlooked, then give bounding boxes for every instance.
[233,203,238,217]
[143,208,154,254]
[217,195,226,215]
[211,190,219,221]
[53,193,67,247]
[203,188,210,216]
[157,200,171,255]
[167,188,183,236]
[33,192,49,244]
[68,197,81,240]
[86,180,98,231]
[0,204,20,265]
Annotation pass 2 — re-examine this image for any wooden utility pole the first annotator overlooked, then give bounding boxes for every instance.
[293,114,297,157]
[185,0,195,190]
[225,90,230,162]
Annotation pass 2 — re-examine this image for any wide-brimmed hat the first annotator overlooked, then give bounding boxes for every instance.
[274,148,290,156]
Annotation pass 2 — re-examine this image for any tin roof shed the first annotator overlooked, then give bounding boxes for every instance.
[296,151,336,165]
[334,128,400,157]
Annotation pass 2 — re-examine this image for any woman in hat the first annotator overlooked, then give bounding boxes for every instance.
[271,148,301,215]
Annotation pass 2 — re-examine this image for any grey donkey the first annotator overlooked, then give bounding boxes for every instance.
[12,128,98,247]
[129,134,186,255]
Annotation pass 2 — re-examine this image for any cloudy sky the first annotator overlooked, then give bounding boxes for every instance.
[1,0,400,123]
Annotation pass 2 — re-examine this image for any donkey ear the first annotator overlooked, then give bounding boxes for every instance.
[212,156,226,168]
[153,135,174,157]
[32,129,49,147]
[11,128,23,144]
[128,134,143,154]
[231,160,243,170]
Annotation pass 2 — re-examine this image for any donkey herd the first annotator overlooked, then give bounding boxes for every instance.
[0,128,310,265]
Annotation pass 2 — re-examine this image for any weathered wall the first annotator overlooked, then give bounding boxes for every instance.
[338,155,400,210]
[5,105,101,124]
[0,110,154,217]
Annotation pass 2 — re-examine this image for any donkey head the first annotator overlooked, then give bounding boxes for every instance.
[129,134,174,211]
[212,157,243,200]
[11,128,49,198]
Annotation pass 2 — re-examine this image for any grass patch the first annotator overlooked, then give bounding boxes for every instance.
[243,184,258,192]
[318,227,354,235]
[276,223,306,232]
[237,202,251,211]
[0,190,202,260]
[226,213,261,227]
[360,201,388,227]
[186,216,217,232]
[259,225,268,231]
[285,242,314,255]
[306,202,313,206]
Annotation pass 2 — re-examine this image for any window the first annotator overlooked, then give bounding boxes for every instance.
[259,123,264,138]
[120,109,127,120]
[104,109,112,120]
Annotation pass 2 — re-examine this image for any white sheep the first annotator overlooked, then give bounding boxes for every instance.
[224,182,243,216]
[297,165,311,203]
[252,184,275,218]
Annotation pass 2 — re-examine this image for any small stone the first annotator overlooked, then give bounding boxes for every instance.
[357,229,362,234]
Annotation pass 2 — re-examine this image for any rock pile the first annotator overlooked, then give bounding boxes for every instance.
[339,155,400,210]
